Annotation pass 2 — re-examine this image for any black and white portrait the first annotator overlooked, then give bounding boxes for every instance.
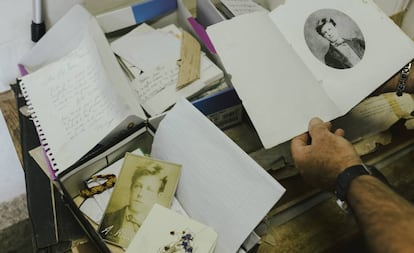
[304,9,365,69]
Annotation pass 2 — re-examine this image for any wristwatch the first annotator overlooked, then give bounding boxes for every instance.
[335,164,389,212]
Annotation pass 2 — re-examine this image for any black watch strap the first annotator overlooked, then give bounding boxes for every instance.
[335,164,389,211]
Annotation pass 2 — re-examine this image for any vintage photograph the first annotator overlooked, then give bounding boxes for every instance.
[304,8,365,69]
[98,153,181,249]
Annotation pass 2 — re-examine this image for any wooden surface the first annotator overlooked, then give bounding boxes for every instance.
[0,90,22,163]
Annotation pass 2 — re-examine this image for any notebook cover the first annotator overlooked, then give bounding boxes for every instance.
[12,82,85,250]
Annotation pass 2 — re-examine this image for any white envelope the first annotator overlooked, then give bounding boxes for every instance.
[126,204,217,253]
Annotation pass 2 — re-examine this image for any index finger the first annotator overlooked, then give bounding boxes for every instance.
[308,117,329,139]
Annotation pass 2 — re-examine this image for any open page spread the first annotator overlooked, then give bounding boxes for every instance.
[207,0,414,148]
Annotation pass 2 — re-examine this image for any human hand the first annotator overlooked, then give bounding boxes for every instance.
[291,117,362,190]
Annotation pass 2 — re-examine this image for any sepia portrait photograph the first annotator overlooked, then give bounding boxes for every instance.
[304,8,366,70]
[98,153,181,249]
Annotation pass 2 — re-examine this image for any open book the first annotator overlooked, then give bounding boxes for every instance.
[207,0,414,148]
[18,5,223,177]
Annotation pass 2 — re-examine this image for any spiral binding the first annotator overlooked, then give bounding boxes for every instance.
[20,80,60,176]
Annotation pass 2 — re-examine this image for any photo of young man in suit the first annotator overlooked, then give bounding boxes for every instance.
[304,9,366,70]
[315,17,365,69]
[99,154,181,248]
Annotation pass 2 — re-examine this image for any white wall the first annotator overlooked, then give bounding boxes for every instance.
[44,0,198,28]
[402,1,414,39]
[44,0,143,27]
[373,0,410,16]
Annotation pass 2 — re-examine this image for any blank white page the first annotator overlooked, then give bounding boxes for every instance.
[151,99,285,253]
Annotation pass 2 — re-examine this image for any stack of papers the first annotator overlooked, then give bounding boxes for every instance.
[111,23,225,116]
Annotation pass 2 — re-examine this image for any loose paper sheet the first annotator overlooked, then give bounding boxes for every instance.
[151,99,285,253]
[176,30,201,89]
[126,204,217,253]
[111,29,181,73]
[136,55,223,116]
[112,24,224,116]
[221,0,269,16]
[332,93,414,142]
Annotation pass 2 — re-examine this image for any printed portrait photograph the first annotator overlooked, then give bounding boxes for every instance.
[98,153,181,249]
[304,8,366,70]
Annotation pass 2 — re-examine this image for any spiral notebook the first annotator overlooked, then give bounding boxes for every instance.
[19,5,147,178]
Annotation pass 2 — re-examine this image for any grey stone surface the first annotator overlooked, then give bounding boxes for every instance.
[0,194,28,230]
[0,194,33,253]
[0,219,33,253]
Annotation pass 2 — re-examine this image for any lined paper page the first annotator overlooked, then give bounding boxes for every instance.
[21,34,132,175]
[151,99,285,253]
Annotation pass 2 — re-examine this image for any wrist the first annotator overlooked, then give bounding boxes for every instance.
[317,157,361,190]
[334,164,389,212]
[333,158,362,182]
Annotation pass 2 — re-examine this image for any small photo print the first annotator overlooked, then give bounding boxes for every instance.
[98,153,181,249]
[304,8,365,70]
